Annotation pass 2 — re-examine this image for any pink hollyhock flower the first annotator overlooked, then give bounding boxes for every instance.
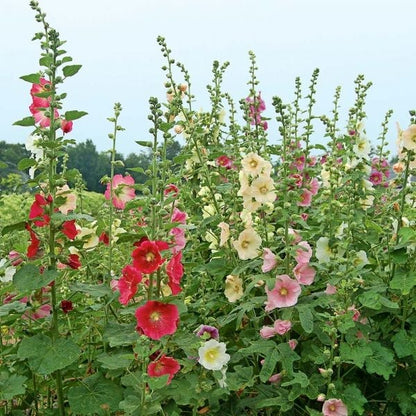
[56,184,77,214]
[293,262,316,285]
[66,254,81,270]
[347,305,361,322]
[265,275,302,311]
[322,398,348,416]
[164,184,179,197]
[309,177,320,195]
[29,104,59,128]
[9,250,23,266]
[147,355,180,385]
[295,241,312,264]
[62,220,78,240]
[369,170,383,186]
[166,252,184,295]
[268,373,282,384]
[23,304,52,320]
[132,240,169,274]
[300,213,309,222]
[260,325,276,339]
[196,325,219,340]
[118,264,143,305]
[325,284,337,295]
[171,207,187,224]
[288,339,298,350]
[297,189,313,207]
[292,155,305,172]
[274,319,292,335]
[60,300,73,314]
[216,155,234,169]
[135,300,179,340]
[288,228,302,245]
[26,223,40,259]
[30,78,52,107]
[104,174,135,209]
[170,227,186,254]
[262,248,277,273]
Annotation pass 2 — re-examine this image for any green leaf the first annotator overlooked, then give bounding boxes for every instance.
[358,290,382,310]
[13,265,58,292]
[390,247,408,264]
[1,221,27,236]
[297,305,314,333]
[135,140,153,148]
[281,371,309,388]
[340,341,372,368]
[19,73,41,84]
[0,301,28,317]
[390,271,416,295]
[343,384,367,415]
[0,372,27,400]
[259,348,279,382]
[64,110,88,121]
[17,157,37,170]
[277,342,300,376]
[146,373,170,390]
[392,330,416,359]
[365,341,395,380]
[68,373,123,415]
[17,334,80,375]
[0,160,7,168]
[62,64,82,77]
[13,117,35,127]
[39,55,53,67]
[70,282,112,298]
[103,322,139,347]
[97,352,134,370]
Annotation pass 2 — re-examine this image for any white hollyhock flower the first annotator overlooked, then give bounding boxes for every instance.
[198,339,230,370]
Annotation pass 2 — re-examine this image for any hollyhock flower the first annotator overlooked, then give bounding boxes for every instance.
[8,250,23,266]
[171,207,187,224]
[262,248,277,272]
[353,136,370,160]
[118,264,143,305]
[269,373,282,384]
[196,325,219,340]
[250,176,276,204]
[26,133,44,161]
[309,177,320,195]
[23,304,52,320]
[265,274,302,311]
[135,300,179,340]
[218,222,230,247]
[60,300,73,314]
[198,339,230,371]
[26,223,40,258]
[99,232,109,245]
[241,153,271,177]
[325,283,337,295]
[147,355,180,385]
[170,227,186,254]
[104,174,135,209]
[216,155,234,169]
[66,254,81,270]
[295,241,312,264]
[224,274,244,302]
[166,252,184,295]
[132,240,169,274]
[369,170,383,186]
[260,325,276,339]
[29,193,51,227]
[77,226,99,249]
[62,220,78,240]
[297,189,313,207]
[316,237,332,264]
[30,78,52,107]
[288,339,298,350]
[353,250,369,268]
[288,228,302,245]
[274,319,292,335]
[164,184,179,197]
[0,259,16,283]
[30,104,59,128]
[232,228,262,260]
[56,184,77,214]
[293,262,316,285]
[60,118,73,133]
[399,123,416,152]
[322,398,348,416]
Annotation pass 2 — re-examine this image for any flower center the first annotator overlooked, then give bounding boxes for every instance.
[260,186,268,194]
[279,287,288,296]
[249,159,258,168]
[205,348,219,364]
[146,252,155,262]
[150,311,161,322]
[329,404,336,411]
[241,240,250,249]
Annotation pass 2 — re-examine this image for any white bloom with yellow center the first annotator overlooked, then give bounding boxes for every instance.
[232,228,262,260]
[250,176,276,204]
[224,275,244,302]
[353,250,369,268]
[353,137,370,160]
[241,153,271,177]
[315,237,333,264]
[198,339,230,371]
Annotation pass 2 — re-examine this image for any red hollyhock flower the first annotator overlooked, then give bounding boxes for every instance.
[66,254,81,270]
[26,223,40,258]
[132,240,169,274]
[147,355,180,385]
[60,118,73,133]
[62,220,78,240]
[164,184,179,198]
[60,299,73,314]
[29,194,51,227]
[166,252,184,295]
[135,300,179,340]
[99,231,110,245]
[118,264,143,305]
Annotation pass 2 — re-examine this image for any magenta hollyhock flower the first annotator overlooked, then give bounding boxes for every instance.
[293,262,316,285]
[147,355,180,385]
[265,275,302,311]
[216,155,234,169]
[171,207,187,224]
[166,252,184,295]
[118,264,143,305]
[132,240,169,274]
[261,248,277,273]
[196,324,219,340]
[104,174,135,209]
[322,398,348,416]
[273,319,292,335]
[60,118,73,133]
[369,170,383,186]
[295,241,312,264]
[288,339,298,350]
[135,300,179,340]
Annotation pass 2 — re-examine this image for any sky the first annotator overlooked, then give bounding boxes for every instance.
[1,0,415,157]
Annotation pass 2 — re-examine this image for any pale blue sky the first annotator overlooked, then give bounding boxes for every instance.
[1,0,415,156]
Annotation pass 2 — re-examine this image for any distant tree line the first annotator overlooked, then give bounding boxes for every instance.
[0,139,181,193]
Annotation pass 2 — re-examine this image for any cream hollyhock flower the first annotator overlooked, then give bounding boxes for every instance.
[202,204,216,219]
[353,250,369,268]
[250,176,276,204]
[353,136,370,160]
[335,222,348,239]
[76,226,99,249]
[224,275,244,302]
[232,228,262,260]
[240,209,253,228]
[56,184,77,215]
[241,153,271,177]
[204,230,218,250]
[360,194,374,210]
[198,339,230,370]
[315,237,333,264]
[242,196,261,212]
[0,259,16,283]
[218,222,230,247]
[397,123,416,169]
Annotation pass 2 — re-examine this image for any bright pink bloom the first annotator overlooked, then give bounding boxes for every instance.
[293,262,316,285]
[260,326,276,339]
[171,207,187,224]
[147,355,180,385]
[369,170,383,186]
[104,174,135,209]
[30,78,52,107]
[170,227,186,254]
[297,189,313,207]
[265,275,302,311]
[30,104,59,128]
[273,319,292,335]
[295,241,312,264]
[62,220,78,240]
[262,248,277,273]
[132,240,168,274]
[118,264,143,305]
[322,398,348,416]
[216,155,235,169]
[135,300,179,340]
[166,252,184,295]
